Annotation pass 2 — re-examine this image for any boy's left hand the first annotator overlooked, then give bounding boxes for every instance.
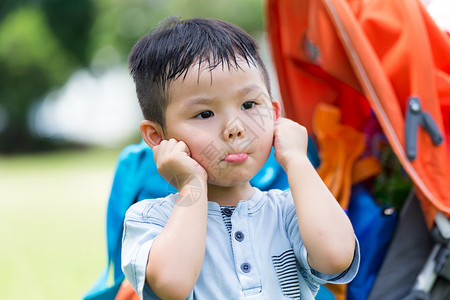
[273,117,309,171]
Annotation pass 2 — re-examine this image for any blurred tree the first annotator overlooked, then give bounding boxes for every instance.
[168,0,264,34]
[40,0,94,66]
[88,0,264,68]
[0,0,95,153]
[0,0,264,153]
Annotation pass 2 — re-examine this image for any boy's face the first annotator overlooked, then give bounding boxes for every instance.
[160,61,280,187]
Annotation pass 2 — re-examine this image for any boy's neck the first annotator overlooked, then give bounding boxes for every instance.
[206,182,255,206]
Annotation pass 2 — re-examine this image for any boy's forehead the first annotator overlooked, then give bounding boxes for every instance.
[172,58,263,86]
[196,57,256,74]
[167,60,266,95]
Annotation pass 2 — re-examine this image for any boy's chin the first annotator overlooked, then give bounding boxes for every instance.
[206,172,256,188]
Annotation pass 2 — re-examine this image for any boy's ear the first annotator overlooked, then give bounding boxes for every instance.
[272,99,282,120]
[140,120,165,149]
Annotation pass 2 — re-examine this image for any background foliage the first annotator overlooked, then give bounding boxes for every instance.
[0,1,265,299]
[0,0,264,153]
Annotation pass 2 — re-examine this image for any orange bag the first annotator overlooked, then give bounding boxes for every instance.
[114,281,139,300]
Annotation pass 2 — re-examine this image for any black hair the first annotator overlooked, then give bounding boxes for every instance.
[129,16,271,128]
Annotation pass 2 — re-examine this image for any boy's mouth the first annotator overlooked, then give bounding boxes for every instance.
[224,153,248,163]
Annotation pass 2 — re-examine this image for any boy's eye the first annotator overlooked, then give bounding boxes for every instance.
[195,110,214,119]
[241,101,256,110]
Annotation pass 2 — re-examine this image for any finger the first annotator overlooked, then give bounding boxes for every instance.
[152,140,166,161]
[173,140,191,157]
[157,138,178,158]
[154,139,175,161]
[165,138,179,151]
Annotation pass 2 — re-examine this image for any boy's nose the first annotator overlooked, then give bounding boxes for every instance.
[223,119,246,141]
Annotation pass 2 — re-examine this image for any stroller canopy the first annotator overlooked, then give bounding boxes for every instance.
[266,0,450,220]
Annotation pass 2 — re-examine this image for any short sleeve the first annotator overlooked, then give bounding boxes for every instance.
[282,189,360,286]
[121,197,174,299]
[301,238,360,285]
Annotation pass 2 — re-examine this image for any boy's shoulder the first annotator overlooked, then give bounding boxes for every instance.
[264,188,291,199]
[261,188,292,204]
[249,187,294,214]
[125,194,176,223]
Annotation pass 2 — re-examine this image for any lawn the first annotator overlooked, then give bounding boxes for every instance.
[0,147,124,299]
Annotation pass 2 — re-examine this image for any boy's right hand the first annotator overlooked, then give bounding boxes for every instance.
[273,117,309,172]
[153,138,207,191]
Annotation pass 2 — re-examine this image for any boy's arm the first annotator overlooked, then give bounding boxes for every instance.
[274,118,355,275]
[146,139,208,300]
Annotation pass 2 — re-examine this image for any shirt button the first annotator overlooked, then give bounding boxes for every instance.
[222,208,233,217]
[241,263,251,273]
[234,231,244,242]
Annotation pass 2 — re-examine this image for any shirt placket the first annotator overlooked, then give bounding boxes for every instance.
[231,204,262,296]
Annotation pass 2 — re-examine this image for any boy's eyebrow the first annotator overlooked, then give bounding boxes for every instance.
[182,97,215,109]
[240,85,269,98]
[181,85,269,109]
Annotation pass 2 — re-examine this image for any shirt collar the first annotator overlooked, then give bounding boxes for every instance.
[207,187,265,214]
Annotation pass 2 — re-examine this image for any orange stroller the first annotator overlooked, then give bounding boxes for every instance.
[266,0,450,299]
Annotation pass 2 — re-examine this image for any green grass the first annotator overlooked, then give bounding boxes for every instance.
[0,147,124,299]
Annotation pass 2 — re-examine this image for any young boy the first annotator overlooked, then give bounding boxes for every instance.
[122,17,359,300]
